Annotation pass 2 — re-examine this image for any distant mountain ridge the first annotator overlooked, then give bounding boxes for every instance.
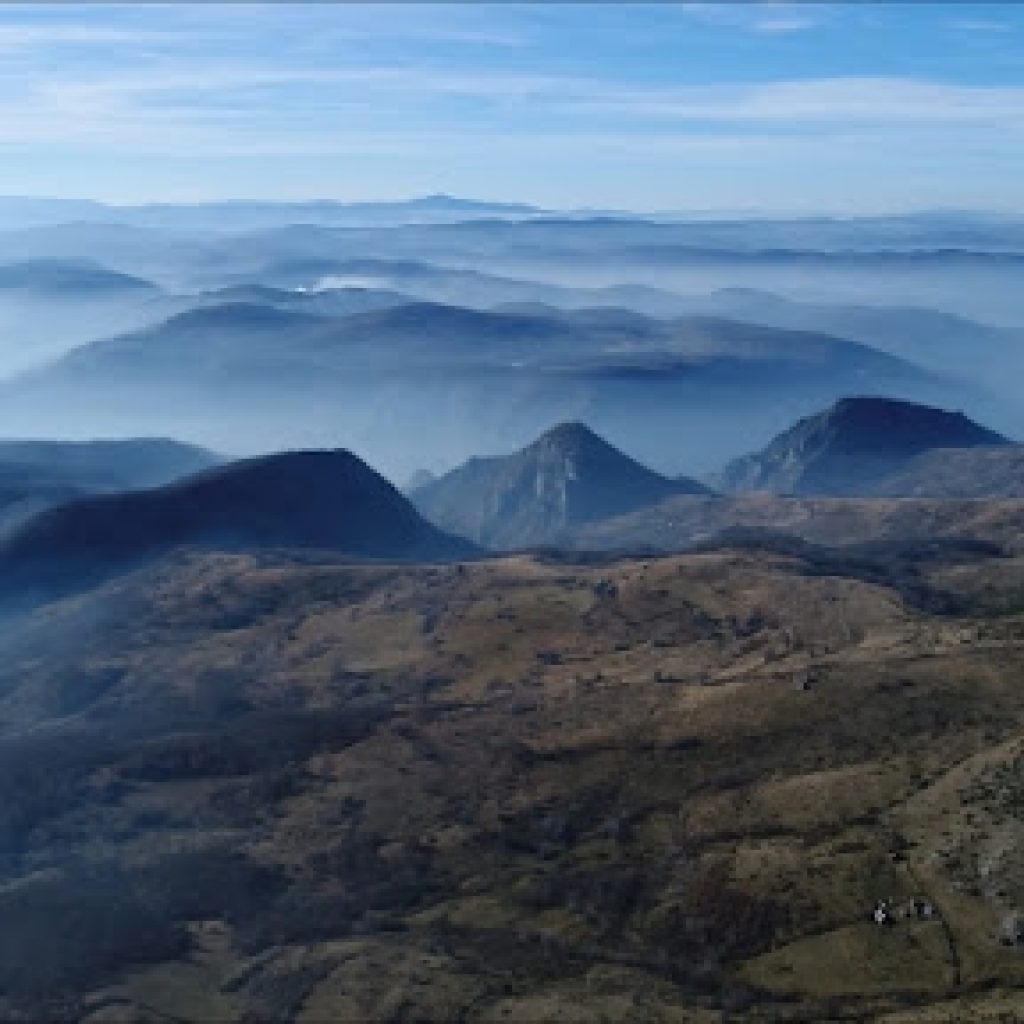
[684,287,1024,386]
[4,296,962,483]
[719,397,1011,496]
[151,284,410,322]
[47,302,327,378]
[29,294,935,382]
[0,259,157,295]
[0,436,217,491]
[411,422,710,549]
[0,437,219,538]
[0,194,546,232]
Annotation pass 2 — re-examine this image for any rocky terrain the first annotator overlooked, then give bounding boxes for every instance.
[1,534,1024,1020]
[869,446,1024,499]
[569,493,1024,557]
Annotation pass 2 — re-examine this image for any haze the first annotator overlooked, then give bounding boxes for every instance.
[4,7,1024,1020]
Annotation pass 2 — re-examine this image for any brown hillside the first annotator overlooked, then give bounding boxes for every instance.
[1,544,1024,1020]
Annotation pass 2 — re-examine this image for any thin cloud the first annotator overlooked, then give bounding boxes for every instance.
[0,23,171,52]
[556,77,1024,126]
[752,17,817,35]
[950,19,1012,34]
[678,3,821,35]
[15,64,1024,126]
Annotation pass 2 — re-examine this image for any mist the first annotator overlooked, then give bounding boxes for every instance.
[0,207,1021,486]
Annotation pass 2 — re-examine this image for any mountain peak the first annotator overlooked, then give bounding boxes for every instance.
[416,192,460,205]
[828,395,977,427]
[531,420,604,451]
[720,396,1010,496]
[405,193,539,213]
[412,424,709,549]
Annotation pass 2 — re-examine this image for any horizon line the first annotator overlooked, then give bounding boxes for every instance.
[2,193,1023,222]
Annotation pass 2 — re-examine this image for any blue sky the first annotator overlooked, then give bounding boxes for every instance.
[0,2,1021,213]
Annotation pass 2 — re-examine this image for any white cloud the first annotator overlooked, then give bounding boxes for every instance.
[678,3,820,35]
[1,53,1022,164]
[555,77,1024,126]
[14,63,1024,124]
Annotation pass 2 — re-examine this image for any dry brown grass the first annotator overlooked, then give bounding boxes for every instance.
[4,543,1024,1020]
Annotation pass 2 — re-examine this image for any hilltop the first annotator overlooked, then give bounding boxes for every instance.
[0,449,473,602]
[412,421,709,548]
[719,397,1010,496]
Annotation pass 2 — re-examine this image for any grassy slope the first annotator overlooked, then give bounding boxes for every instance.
[1,546,1024,1020]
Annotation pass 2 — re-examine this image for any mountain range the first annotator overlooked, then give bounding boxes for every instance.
[4,195,1024,1022]
[2,394,1017,599]
[406,400,1024,551]
[42,299,934,376]
[0,393,1022,1021]
[4,214,1024,322]
[0,193,546,231]
[3,398,1017,587]
[4,296,962,481]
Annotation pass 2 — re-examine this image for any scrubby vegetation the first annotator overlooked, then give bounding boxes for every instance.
[1,543,1024,1020]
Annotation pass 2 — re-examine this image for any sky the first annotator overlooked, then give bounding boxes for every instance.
[0,2,1021,214]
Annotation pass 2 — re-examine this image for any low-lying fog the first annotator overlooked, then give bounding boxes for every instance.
[0,208,1021,483]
